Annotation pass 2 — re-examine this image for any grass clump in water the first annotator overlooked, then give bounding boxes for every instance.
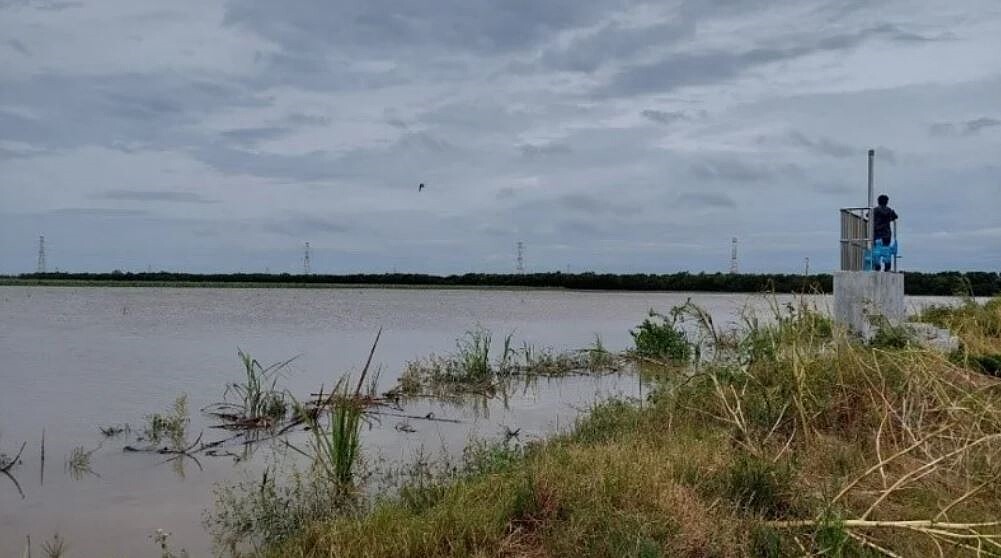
[142,394,189,450]
[203,350,293,429]
[398,327,621,396]
[630,309,691,362]
[265,295,1001,558]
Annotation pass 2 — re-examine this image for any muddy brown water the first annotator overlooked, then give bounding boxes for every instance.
[0,287,960,556]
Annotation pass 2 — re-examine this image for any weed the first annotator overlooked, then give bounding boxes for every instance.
[300,380,365,486]
[151,529,189,558]
[98,424,130,437]
[143,395,189,450]
[65,444,100,479]
[40,533,66,558]
[630,309,691,362]
[206,465,356,554]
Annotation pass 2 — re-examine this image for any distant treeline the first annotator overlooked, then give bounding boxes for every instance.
[9,270,1001,296]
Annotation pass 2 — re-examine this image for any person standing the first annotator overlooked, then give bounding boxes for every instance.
[872,194,898,271]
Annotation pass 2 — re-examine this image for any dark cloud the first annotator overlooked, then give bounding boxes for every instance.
[690,157,797,183]
[0,0,81,10]
[220,127,291,146]
[929,117,1001,137]
[286,113,331,127]
[554,193,634,216]
[48,207,150,217]
[0,73,266,152]
[520,142,572,158]
[263,215,350,237]
[540,20,694,73]
[99,190,218,204]
[599,24,927,97]
[676,192,736,209]
[641,109,686,125]
[6,39,29,55]
[224,0,630,57]
[788,131,855,158]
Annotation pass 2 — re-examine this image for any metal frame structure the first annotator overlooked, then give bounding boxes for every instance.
[840,207,897,272]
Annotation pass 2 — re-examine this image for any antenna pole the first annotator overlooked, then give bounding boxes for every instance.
[867,149,875,251]
[516,241,525,274]
[36,235,47,274]
[729,237,738,274]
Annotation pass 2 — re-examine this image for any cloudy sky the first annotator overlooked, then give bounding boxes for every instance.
[1,0,999,275]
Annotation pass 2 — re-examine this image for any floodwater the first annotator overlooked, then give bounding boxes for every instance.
[0,287,958,556]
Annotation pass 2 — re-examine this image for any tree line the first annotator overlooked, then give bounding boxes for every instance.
[12,270,1001,296]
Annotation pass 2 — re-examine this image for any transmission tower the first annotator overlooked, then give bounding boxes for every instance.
[804,257,810,276]
[729,237,738,274]
[516,241,525,274]
[303,242,311,275]
[36,235,47,274]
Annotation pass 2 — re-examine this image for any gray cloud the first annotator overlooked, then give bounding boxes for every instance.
[541,19,694,73]
[599,24,932,97]
[788,131,855,158]
[99,190,218,204]
[0,0,81,10]
[1,1,998,274]
[48,207,150,217]
[641,110,686,125]
[220,127,292,146]
[676,192,737,209]
[224,0,627,57]
[6,39,29,55]
[520,142,572,158]
[262,215,350,237]
[287,113,331,127]
[690,157,798,183]
[929,117,1001,137]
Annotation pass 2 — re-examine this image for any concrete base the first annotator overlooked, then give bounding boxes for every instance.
[833,271,905,339]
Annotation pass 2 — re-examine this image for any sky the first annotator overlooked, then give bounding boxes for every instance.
[1,0,999,275]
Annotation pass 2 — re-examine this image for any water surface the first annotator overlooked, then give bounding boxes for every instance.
[0,287,956,556]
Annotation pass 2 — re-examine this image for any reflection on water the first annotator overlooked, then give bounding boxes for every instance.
[0,286,958,556]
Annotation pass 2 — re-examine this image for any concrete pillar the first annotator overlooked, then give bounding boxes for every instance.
[833,271,905,339]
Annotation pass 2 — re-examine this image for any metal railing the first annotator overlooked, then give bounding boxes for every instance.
[840,207,898,272]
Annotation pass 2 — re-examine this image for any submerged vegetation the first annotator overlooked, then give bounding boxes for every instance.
[261,296,1001,558]
[203,350,295,430]
[397,327,624,397]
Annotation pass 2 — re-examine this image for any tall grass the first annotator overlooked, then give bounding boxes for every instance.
[398,327,613,396]
[303,379,365,486]
[219,350,294,424]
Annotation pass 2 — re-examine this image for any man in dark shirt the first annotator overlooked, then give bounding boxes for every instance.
[872,194,898,271]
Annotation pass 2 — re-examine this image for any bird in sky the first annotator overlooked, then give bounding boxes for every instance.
[418,183,425,192]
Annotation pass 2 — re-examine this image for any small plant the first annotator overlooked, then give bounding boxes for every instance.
[869,322,915,349]
[143,395,189,450]
[40,533,67,558]
[98,424,130,437]
[585,334,617,371]
[206,466,355,553]
[231,350,292,422]
[65,444,100,479]
[630,309,692,362]
[456,327,494,382]
[151,529,189,558]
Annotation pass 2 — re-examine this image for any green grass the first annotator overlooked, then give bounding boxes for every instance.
[263,296,1001,558]
[397,327,621,397]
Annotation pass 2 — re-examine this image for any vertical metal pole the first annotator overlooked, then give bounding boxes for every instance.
[867,149,875,252]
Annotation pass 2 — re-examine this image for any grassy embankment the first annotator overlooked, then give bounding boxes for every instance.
[266,297,1001,558]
